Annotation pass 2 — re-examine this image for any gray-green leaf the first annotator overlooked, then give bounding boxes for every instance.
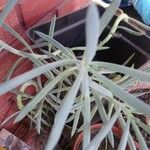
[0,59,76,95]
[45,67,85,150]
[87,107,121,150]
[86,2,100,63]
[0,0,18,26]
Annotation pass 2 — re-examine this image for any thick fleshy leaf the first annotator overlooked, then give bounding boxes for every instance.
[90,80,113,98]
[30,58,54,80]
[93,0,109,8]
[135,118,150,134]
[0,0,18,26]
[49,15,56,38]
[21,42,49,51]
[92,61,150,82]
[118,115,136,150]
[107,103,114,119]
[0,40,48,59]
[66,113,76,123]
[71,109,81,137]
[118,118,130,150]
[99,0,121,35]
[2,23,33,53]
[35,31,75,58]
[81,70,91,148]
[77,105,97,133]
[131,120,149,150]
[122,53,135,66]
[45,68,84,150]
[48,15,56,52]
[5,57,24,81]
[87,107,121,150]
[98,74,150,115]
[35,105,42,134]
[118,26,144,36]
[0,59,76,95]
[94,92,114,148]
[86,3,100,62]
[14,67,77,122]
[90,105,97,121]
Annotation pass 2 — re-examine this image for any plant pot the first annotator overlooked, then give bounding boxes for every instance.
[127,87,150,149]
[73,123,141,150]
[27,5,150,68]
[125,61,150,149]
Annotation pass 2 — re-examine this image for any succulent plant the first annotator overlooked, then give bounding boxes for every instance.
[0,0,150,150]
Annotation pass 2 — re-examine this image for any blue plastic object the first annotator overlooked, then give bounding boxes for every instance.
[103,0,150,25]
[133,0,150,25]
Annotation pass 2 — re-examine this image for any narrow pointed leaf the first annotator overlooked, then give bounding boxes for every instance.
[48,15,56,52]
[0,59,76,95]
[5,57,24,81]
[86,3,100,62]
[45,68,84,150]
[122,53,135,66]
[35,110,42,134]
[35,31,75,58]
[81,70,91,148]
[49,15,56,38]
[87,107,121,150]
[2,23,33,53]
[15,67,77,122]
[96,74,150,115]
[0,40,48,59]
[94,92,114,148]
[107,103,114,119]
[0,0,18,26]
[21,42,49,51]
[118,115,136,150]
[131,121,149,150]
[93,61,150,82]
[0,112,19,127]
[135,118,150,134]
[90,80,113,98]
[118,118,130,150]
[99,0,121,35]
[71,109,81,137]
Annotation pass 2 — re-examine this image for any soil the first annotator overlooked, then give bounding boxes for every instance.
[131,89,150,148]
[99,137,120,150]
[61,89,150,150]
[76,127,120,150]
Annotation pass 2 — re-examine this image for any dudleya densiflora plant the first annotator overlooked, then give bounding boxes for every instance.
[0,0,150,150]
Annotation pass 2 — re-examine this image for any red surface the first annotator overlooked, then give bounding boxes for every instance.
[0,10,24,43]
[19,0,61,28]
[0,1,24,44]
[0,0,92,140]
[18,0,91,28]
[58,0,90,16]
[23,128,48,150]
[73,124,141,150]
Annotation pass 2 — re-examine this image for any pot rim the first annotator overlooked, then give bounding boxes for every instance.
[73,123,141,150]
